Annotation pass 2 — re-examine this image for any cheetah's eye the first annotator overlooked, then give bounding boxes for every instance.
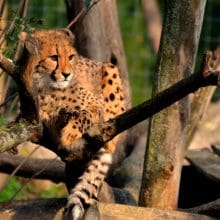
[49,55,58,61]
[69,54,75,61]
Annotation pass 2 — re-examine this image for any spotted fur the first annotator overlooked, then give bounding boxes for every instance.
[21,29,126,219]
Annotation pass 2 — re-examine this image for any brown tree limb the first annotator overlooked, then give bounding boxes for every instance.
[0,51,42,153]
[0,53,16,77]
[66,0,101,29]
[0,153,65,183]
[60,51,220,159]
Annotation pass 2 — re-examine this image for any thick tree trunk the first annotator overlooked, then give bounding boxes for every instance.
[65,0,131,109]
[139,0,207,209]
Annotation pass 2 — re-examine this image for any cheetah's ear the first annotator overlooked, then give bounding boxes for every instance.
[19,32,40,55]
[61,28,75,43]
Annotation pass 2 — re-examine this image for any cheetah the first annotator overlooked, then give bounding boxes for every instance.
[19,29,126,219]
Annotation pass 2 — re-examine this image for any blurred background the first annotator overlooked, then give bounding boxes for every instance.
[0,0,219,203]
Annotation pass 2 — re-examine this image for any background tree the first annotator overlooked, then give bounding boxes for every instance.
[139,0,207,209]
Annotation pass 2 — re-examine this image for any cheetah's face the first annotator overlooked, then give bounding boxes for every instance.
[20,29,78,89]
[35,45,77,89]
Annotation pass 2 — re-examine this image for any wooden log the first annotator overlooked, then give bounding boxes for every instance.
[96,203,218,220]
[0,201,218,220]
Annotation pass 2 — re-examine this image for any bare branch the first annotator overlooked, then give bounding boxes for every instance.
[0,153,65,183]
[58,51,220,160]
[66,0,101,29]
[1,49,220,160]
[0,53,17,77]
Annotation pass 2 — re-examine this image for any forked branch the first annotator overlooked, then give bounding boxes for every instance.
[0,50,219,159]
[63,51,220,158]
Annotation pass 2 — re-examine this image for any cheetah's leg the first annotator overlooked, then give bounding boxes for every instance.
[58,109,101,160]
[64,147,112,220]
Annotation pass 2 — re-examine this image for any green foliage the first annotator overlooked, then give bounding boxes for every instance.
[40,183,66,198]
[7,0,67,29]
[3,14,43,58]
[0,178,65,202]
[0,114,8,125]
[0,177,28,202]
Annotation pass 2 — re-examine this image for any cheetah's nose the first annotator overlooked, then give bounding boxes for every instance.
[62,72,71,80]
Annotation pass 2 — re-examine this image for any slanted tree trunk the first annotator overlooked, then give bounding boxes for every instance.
[139,0,207,209]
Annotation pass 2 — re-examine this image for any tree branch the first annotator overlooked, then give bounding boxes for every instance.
[0,119,41,153]
[66,0,101,29]
[59,51,220,160]
[0,153,65,183]
[0,53,16,77]
[0,51,42,153]
[0,51,220,159]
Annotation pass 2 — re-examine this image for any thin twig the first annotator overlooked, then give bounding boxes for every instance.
[58,52,220,160]
[0,145,40,192]
[66,0,101,29]
[0,0,25,47]
[0,153,65,183]
[13,0,29,62]
[8,156,59,201]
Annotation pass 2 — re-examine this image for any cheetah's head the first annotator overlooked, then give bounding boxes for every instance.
[20,29,78,89]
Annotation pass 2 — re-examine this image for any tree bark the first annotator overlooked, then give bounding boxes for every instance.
[139,0,207,209]
[0,120,41,153]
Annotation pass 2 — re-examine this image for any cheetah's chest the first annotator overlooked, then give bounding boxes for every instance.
[38,86,104,123]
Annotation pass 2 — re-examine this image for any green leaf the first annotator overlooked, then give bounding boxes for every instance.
[0,177,22,202]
